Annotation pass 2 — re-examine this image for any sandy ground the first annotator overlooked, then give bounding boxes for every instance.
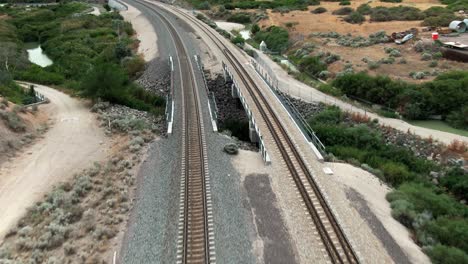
[215,21,245,32]
[259,0,444,36]
[0,82,110,241]
[120,2,158,62]
[89,6,101,16]
[328,162,431,264]
[253,50,468,145]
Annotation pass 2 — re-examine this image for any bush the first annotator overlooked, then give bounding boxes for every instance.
[251,24,260,35]
[446,106,468,130]
[122,56,145,78]
[231,36,245,45]
[423,13,458,27]
[227,13,251,24]
[380,162,413,185]
[367,61,380,70]
[253,26,289,53]
[15,65,64,85]
[370,6,425,22]
[344,12,365,24]
[357,4,372,15]
[389,49,401,57]
[421,53,432,61]
[379,57,395,64]
[324,54,340,64]
[425,245,468,264]
[339,0,351,5]
[0,110,26,132]
[332,7,353,15]
[318,84,342,96]
[429,61,438,68]
[312,7,327,14]
[298,56,327,77]
[196,1,210,10]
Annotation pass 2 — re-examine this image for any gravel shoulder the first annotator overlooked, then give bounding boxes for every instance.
[120,1,158,61]
[0,82,111,241]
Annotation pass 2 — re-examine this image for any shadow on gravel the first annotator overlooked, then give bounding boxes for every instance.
[346,187,411,264]
[244,174,298,264]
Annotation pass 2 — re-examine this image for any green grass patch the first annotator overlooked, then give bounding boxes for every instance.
[407,120,468,137]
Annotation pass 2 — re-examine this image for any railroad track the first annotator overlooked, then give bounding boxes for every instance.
[132,1,215,263]
[158,4,360,264]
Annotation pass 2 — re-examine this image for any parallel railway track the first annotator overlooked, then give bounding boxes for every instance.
[160,4,360,264]
[132,1,215,263]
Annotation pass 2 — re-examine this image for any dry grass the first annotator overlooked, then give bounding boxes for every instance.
[349,111,371,123]
[447,139,468,154]
[257,0,468,82]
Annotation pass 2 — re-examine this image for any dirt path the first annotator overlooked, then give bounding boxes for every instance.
[0,83,110,240]
[120,1,158,61]
[253,50,468,145]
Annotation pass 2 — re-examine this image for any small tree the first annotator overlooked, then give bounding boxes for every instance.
[251,24,260,35]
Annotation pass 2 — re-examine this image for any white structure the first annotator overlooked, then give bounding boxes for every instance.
[259,41,267,52]
[449,20,467,33]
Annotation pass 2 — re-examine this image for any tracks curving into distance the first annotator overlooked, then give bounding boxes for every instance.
[132,1,215,263]
[159,4,360,264]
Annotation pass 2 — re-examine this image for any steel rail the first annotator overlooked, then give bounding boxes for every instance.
[132,1,213,263]
[163,5,360,264]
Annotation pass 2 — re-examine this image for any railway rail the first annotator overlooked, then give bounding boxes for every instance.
[132,1,216,263]
[159,3,360,264]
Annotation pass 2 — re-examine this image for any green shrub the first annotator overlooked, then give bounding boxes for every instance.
[370,6,425,22]
[332,7,353,15]
[318,84,342,96]
[15,65,64,85]
[312,7,327,14]
[344,12,365,24]
[357,4,372,15]
[250,24,260,35]
[122,56,145,78]
[367,61,380,69]
[339,0,351,5]
[380,162,413,185]
[421,52,432,61]
[253,26,289,53]
[446,106,468,130]
[231,35,245,45]
[227,13,251,24]
[298,56,327,77]
[425,245,468,264]
[389,49,401,57]
[196,1,211,10]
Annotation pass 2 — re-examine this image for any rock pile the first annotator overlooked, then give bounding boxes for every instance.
[136,58,171,98]
[207,74,249,125]
[379,126,443,161]
[92,102,165,135]
[280,92,325,119]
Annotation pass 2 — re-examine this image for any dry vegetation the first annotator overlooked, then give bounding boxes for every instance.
[0,103,157,263]
[0,97,48,165]
[258,0,468,82]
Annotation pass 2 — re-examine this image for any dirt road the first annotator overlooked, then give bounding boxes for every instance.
[0,83,110,240]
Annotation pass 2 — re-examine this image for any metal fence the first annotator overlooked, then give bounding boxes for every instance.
[251,59,326,156]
